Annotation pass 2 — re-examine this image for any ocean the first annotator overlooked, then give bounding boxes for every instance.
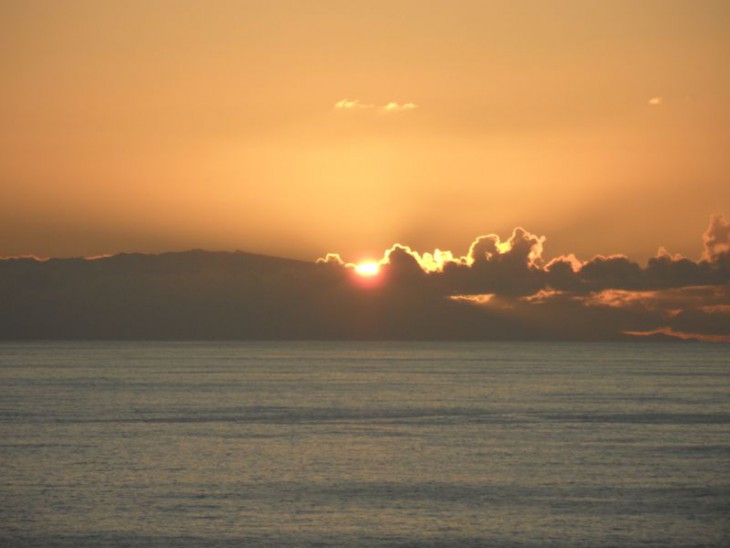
[0,341,728,546]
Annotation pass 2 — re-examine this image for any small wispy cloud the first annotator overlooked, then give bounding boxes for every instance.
[334,99,419,113]
[648,97,663,106]
[380,102,419,113]
[334,98,373,110]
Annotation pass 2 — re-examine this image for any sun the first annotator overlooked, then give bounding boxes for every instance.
[354,261,380,277]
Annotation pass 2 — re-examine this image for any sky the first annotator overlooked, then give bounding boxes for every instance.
[1,0,729,264]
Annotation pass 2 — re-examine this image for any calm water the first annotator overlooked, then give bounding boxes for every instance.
[0,342,728,547]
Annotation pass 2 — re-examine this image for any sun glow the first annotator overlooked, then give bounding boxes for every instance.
[354,261,380,277]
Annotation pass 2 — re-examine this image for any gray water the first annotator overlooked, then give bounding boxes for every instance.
[0,342,728,547]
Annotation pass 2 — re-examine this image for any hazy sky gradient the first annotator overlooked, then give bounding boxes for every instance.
[2,0,728,262]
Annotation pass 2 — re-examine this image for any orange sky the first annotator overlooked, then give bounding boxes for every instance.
[1,0,728,262]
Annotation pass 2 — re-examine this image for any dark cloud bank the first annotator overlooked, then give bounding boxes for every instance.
[1,216,728,341]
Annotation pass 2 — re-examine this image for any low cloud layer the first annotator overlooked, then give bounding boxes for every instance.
[317,215,730,341]
[1,216,727,341]
[321,215,729,295]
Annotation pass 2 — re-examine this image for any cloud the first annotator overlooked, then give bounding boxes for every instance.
[316,252,346,266]
[317,216,730,300]
[648,97,663,106]
[625,327,730,343]
[0,254,50,262]
[457,284,730,342]
[449,294,495,305]
[334,98,373,110]
[314,214,729,340]
[334,99,419,113]
[703,213,730,262]
[380,102,419,113]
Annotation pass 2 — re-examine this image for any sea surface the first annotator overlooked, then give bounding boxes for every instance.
[0,341,728,547]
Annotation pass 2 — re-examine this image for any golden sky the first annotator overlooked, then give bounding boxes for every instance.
[2,0,728,262]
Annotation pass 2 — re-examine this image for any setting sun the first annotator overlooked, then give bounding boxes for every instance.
[354,261,380,277]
